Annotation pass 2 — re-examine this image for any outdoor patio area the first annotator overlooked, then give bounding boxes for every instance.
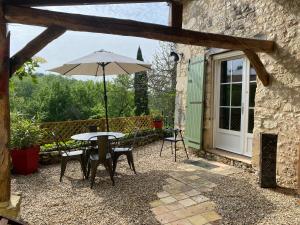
[12,142,300,225]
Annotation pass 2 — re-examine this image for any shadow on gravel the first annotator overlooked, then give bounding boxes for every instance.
[90,169,170,225]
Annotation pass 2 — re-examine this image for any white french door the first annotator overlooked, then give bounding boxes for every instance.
[214,52,256,157]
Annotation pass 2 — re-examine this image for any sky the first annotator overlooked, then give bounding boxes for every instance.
[8,3,169,77]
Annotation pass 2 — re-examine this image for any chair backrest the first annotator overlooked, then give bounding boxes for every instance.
[173,128,183,140]
[88,125,98,132]
[131,129,140,150]
[50,130,69,154]
[88,135,117,162]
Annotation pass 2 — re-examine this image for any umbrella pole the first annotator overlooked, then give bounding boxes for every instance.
[101,63,109,132]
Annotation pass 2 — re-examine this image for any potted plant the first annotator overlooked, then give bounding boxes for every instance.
[152,114,163,129]
[10,114,43,175]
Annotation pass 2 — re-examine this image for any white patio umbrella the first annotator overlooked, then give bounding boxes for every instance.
[49,50,151,131]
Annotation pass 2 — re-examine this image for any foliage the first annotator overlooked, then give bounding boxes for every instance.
[134,47,149,116]
[148,42,177,127]
[10,74,136,122]
[152,114,163,121]
[13,57,46,81]
[10,113,43,149]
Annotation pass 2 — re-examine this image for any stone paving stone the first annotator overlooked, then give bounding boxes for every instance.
[184,202,216,216]
[186,175,200,180]
[179,198,197,207]
[185,189,201,197]
[156,212,179,224]
[151,206,170,215]
[158,191,171,198]
[161,196,177,204]
[173,193,189,200]
[191,195,210,203]
[167,188,184,195]
[201,211,222,222]
[187,214,208,225]
[209,219,221,225]
[166,219,193,225]
[166,202,184,211]
[172,208,194,219]
[197,187,213,193]
[150,200,164,208]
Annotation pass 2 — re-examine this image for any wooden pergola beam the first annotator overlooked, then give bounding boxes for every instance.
[169,1,183,28]
[4,5,275,53]
[244,50,270,86]
[5,0,173,6]
[10,26,66,75]
[0,3,11,206]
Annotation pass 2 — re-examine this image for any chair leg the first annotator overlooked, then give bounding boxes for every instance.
[182,140,189,159]
[112,154,119,176]
[90,161,97,189]
[160,139,165,157]
[60,157,67,182]
[126,153,132,169]
[86,159,91,180]
[105,159,115,186]
[171,142,173,154]
[79,155,86,179]
[128,152,136,174]
[174,141,177,162]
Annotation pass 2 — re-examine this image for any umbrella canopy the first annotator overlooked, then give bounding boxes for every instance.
[49,50,151,132]
[50,50,151,76]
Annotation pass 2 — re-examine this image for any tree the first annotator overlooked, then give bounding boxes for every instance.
[134,47,149,116]
[148,42,177,127]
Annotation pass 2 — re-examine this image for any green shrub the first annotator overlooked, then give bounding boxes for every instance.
[10,113,43,150]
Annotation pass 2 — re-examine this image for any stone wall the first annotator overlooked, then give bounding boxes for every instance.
[175,0,300,189]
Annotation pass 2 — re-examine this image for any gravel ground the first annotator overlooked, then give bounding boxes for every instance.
[201,170,300,225]
[12,141,300,225]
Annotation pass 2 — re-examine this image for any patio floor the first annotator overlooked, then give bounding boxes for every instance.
[12,141,300,225]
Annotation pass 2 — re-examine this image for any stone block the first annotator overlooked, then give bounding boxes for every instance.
[0,194,22,219]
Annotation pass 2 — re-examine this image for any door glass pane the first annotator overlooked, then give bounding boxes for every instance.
[231,83,242,106]
[219,107,229,129]
[221,61,231,83]
[220,84,230,106]
[250,65,257,81]
[249,83,257,107]
[248,109,254,133]
[231,59,243,82]
[231,108,241,131]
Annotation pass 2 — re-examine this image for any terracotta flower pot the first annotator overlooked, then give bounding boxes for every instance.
[153,120,163,129]
[10,145,40,175]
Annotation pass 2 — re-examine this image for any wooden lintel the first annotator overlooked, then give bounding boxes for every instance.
[5,0,172,6]
[5,6,275,53]
[169,2,183,28]
[10,26,66,75]
[244,49,270,86]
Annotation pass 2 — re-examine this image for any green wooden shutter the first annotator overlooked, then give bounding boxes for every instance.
[185,56,205,150]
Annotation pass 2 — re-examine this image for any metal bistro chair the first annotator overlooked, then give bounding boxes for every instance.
[160,128,189,162]
[112,130,139,175]
[86,135,115,188]
[51,131,86,182]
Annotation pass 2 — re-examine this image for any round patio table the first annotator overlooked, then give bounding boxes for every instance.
[71,132,125,141]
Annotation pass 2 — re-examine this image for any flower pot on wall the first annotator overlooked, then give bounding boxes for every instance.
[11,145,40,175]
[153,120,163,129]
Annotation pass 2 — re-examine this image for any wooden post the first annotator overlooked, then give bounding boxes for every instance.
[0,2,11,207]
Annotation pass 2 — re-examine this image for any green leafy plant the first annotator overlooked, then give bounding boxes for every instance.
[10,113,43,150]
[152,114,163,121]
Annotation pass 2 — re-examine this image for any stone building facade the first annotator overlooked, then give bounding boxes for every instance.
[175,0,300,189]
